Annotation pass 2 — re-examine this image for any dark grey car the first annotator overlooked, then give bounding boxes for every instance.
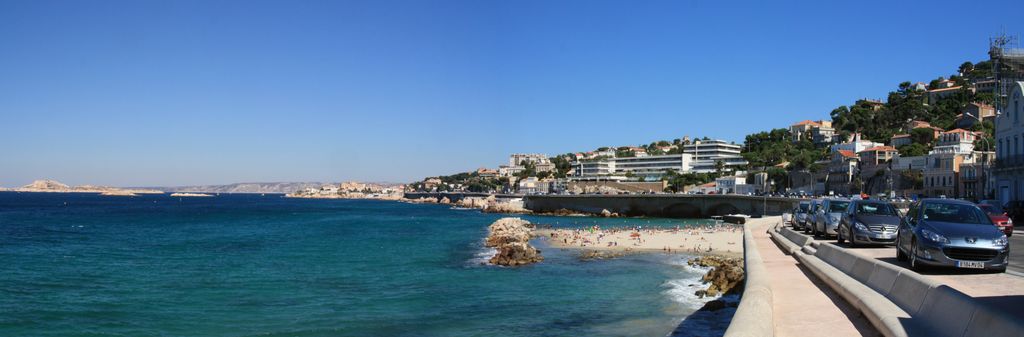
[838,200,900,247]
[896,199,1009,272]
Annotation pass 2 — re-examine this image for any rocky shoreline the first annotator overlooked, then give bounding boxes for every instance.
[687,255,745,298]
[404,195,628,218]
[484,218,543,266]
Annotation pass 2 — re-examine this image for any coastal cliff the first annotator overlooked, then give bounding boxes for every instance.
[484,218,543,266]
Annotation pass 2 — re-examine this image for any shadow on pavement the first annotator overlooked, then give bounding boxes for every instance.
[792,260,880,336]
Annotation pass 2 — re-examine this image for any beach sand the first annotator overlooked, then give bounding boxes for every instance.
[535,222,744,258]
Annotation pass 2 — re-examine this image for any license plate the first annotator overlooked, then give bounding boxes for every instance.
[957,261,985,269]
[879,233,892,239]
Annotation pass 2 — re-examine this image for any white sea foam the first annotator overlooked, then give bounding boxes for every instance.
[468,246,497,266]
[662,255,717,310]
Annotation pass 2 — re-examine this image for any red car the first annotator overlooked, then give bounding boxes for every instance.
[979,204,1014,236]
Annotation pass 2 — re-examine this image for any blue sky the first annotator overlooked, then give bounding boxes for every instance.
[1,0,1022,187]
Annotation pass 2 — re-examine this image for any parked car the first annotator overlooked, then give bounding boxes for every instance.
[1005,200,1024,223]
[794,200,812,230]
[838,200,901,247]
[803,199,823,234]
[896,199,1009,272]
[813,198,851,238]
[978,203,1014,236]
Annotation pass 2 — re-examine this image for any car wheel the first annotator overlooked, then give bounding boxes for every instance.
[836,226,845,244]
[909,239,925,272]
[895,236,906,261]
[849,233,859,248]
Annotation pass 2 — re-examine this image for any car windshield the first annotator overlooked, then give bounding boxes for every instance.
[856,202,897,216]
[799,204,809,211]
[978,204,1005,215]
[922,203,991,225]
[828,201,850,212]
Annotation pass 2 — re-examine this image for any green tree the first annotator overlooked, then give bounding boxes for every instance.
[897,143,929,157]
[910,127,935,146]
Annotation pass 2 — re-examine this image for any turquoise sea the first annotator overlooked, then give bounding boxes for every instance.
[0,192,735,337]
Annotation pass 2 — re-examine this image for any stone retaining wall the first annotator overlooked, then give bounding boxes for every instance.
[723,224,774,337]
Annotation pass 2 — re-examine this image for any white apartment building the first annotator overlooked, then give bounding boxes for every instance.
[572,153,694,181]
[508,153,550,167]
[929,129,976,155]
[831,133,884,154]
[682,139,749,173]
[500,153,555,177]
[994,81,1024,204]
[715,175,746,194]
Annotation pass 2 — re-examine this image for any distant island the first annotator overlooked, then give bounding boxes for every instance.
[3,180,163,195]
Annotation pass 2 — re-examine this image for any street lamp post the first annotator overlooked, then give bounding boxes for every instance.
[763,179,775,217]
[967,112,994,199]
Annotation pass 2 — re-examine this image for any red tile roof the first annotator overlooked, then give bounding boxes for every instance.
[792,120,821,127]
[858,146,898,153]
[838,150,857,158]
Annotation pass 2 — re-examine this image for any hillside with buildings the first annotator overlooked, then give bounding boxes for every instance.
[411,36,1024,203]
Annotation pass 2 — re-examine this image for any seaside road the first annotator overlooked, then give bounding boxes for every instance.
[791,229,1024,322]
[747,218,878,337]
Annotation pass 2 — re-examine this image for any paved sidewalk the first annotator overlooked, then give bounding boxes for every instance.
[746,217,878,337]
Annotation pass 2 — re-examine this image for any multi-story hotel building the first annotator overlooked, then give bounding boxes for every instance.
[681,139,749,173]
[572,153,694,181]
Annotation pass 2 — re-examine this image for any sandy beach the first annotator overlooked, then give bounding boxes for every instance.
[535,222,744,258]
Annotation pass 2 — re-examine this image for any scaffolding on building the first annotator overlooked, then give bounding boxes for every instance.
[990,32,1024,111]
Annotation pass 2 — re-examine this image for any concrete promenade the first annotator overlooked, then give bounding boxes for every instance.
[746,217,877,336]
[791,230,1024,322]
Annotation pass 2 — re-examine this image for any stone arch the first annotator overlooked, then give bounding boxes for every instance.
[707,202,742,216]
[662,203,702,218]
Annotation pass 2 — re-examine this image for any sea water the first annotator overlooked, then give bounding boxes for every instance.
[0,193,734,336]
